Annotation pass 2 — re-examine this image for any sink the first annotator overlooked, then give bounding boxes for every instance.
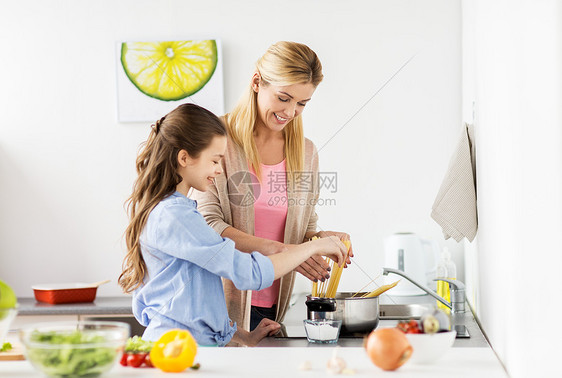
[379,304,431,320]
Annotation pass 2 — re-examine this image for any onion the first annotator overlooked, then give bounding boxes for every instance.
[364,328,412,371]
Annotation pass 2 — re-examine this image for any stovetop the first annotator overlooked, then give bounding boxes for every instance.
[273,323,370,339]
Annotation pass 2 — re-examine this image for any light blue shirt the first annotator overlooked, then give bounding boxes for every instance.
[132,192,274,346]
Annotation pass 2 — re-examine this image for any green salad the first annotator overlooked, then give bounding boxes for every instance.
[1,342,12,352]
[27,330,118,377]
[124,335,153,353]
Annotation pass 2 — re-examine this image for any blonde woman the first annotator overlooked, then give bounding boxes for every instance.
[191,41,353,334]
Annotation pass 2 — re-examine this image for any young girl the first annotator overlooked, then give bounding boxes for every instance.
[119,103,346,347]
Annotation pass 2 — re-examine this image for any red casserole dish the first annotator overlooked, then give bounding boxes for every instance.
[32,283,98,304]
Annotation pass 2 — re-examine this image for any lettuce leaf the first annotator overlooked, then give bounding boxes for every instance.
[124,336,153,353]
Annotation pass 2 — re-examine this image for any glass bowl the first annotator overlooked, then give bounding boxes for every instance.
[0,308,17,343]
[19,321,130,377]
[303,319,342,344]
[405,330,457,364]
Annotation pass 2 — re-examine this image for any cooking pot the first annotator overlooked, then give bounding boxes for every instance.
[384,233,439,295]
[306,293,379,334]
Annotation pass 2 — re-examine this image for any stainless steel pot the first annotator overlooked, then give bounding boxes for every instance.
[306,292,379,334]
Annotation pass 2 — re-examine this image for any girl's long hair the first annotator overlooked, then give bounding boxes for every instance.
[225,41,323,180]
[119,103,226,293]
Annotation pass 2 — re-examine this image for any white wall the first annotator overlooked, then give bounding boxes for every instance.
[463,1,562,377]
[0,0,461,300]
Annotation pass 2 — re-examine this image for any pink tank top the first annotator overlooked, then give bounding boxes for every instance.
[250,159,288,308]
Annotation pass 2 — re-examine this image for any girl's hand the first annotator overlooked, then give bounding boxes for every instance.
[246,319,281,347]
[311,231,353,266]
[295,255,331,282]
[309,235,346,267]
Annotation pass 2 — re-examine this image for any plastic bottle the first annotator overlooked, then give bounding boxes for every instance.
[436,247,456,313]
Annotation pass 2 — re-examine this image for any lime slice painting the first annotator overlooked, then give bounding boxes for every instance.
[117,39,224,122]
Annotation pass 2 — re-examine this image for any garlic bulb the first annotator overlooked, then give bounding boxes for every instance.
[299,360,312,371]
[326,347,347,375]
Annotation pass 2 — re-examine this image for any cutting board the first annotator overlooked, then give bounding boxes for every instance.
[0,344,25,361]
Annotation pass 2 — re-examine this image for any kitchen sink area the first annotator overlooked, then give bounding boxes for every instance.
[379,303,431,319]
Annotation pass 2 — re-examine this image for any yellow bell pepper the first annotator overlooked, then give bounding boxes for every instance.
[149,329,198,372]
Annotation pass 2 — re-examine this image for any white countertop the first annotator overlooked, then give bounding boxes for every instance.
[0,346,508,377]
[3,294,507,376]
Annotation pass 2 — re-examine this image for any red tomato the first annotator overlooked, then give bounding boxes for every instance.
[397,319,422,334]
[397,322,409,333]
[127,353,146,368]
[407,327,421,334]
[407,320,421,333]
[120,353,129,366]
[143,354,154,368]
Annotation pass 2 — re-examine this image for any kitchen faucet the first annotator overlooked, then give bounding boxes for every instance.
[382,267,466,313]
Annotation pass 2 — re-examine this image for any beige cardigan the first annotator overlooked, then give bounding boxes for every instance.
[190,136,320,335]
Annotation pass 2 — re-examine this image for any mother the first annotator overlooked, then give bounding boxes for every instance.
[192,41,352,334]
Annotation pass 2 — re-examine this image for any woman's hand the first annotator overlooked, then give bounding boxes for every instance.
[245,319,281,347]
[295,255,331,282]
[309,231,353,266]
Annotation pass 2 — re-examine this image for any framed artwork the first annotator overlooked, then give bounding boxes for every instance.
[116,39,224,122]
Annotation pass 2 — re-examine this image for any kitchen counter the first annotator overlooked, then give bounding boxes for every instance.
[11,296,145,337]
[14,294,489,347]
[2,294,507,376]
[0,347,508,377]
[15,297,132,316]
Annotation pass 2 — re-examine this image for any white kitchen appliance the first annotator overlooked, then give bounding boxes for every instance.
[384,232,439,296]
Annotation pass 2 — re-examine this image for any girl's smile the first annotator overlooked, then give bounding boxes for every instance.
[176,135,227,195]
